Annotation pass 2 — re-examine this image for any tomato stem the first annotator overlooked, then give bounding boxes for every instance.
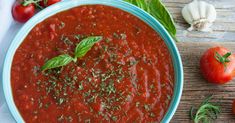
[21,0,43,9]
[43,0,48,6]
[215,52,231,68]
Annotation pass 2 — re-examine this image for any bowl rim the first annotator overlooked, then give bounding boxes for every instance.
[2,0,183,122]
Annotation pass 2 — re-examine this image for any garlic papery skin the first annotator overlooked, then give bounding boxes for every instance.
[182,0,217,32]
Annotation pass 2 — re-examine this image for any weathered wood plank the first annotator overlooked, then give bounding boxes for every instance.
[162,0,235,42]
[171,42,235,123]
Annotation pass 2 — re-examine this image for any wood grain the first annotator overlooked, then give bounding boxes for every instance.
[164,0,235,122]
[162,0,235,42]
[171,42,235,123]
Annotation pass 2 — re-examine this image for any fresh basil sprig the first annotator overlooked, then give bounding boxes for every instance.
[125,0,178,41]
[41,36,103,71]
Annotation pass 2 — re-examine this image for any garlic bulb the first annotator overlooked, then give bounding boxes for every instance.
[182,0,217,32]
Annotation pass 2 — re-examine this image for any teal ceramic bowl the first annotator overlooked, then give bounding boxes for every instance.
[2,0,183,122]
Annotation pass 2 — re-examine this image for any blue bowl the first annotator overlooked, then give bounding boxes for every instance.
[2,0,183,122]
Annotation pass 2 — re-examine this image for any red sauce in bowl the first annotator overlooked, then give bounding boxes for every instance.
[11,5,174,123]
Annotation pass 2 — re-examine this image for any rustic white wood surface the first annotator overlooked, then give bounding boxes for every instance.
[172,42,235,123]
[162,0,235,122]
[163,0,235,42]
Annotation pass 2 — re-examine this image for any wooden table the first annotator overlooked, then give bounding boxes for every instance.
[163,0,235,42]
[162,0,235,122]
[172,42,235,123]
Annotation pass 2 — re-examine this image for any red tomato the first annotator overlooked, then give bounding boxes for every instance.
[233,100,235,115]
[12,2,35,23]
[200,47,235,84]
[40,0,61,7]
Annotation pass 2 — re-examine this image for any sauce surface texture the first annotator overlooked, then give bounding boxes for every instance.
[11,5,174,123]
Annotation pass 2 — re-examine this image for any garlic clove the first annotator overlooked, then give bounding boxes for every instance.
[199,1,207,19]
[206,4,217,23]
[182,7,193,24]
[182,0,217,32]
[189,0,200,22]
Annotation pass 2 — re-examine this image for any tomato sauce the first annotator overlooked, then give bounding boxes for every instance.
[11,5,174,123]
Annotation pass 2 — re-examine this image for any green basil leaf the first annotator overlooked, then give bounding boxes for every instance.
[41,36,102,71]
[41,54,74,71]
[125,0,177,41]
[134,0,149,12]
[125,0,138,5]
[75,36,103,58]
[149,0,177,39]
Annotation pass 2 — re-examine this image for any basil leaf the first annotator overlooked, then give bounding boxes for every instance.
[125,0,137,5]
[125,0,177,41]
[75,36,102,58]
[149,0,177,40]
[134,0,149,12]
[41,54,74,71]
[41,36,102,71]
